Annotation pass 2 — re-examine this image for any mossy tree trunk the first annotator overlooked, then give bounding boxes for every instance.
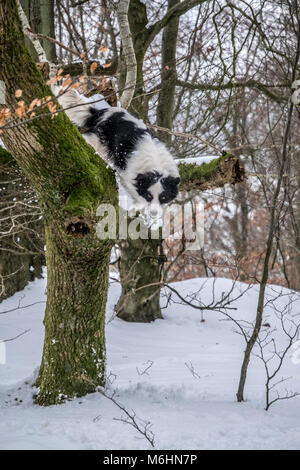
[0,0,117,405]
[116,237,164,322]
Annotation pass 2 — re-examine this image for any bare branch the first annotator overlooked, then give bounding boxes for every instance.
[116,0,137,108]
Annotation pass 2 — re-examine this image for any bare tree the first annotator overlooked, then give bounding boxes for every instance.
[255,305,300,410]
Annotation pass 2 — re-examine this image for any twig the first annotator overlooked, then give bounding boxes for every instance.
[2,329,30,342]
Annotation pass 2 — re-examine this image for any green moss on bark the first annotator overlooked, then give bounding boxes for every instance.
[178,153,245,191]
[0,146,15,166]
[0,0,118,405]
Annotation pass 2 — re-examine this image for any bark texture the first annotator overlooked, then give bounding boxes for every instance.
[179,153,245,191]
[156,0,180,145]
[127,0,149,119]
[0,0,117,405]
[116,237,164,322]
[116,0,137,109]
[19,0,56,62]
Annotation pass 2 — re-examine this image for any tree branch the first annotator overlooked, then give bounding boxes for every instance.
[16,0,47,63]
[145,0,209,49]
[179,154,245,191]
[116,0,137,108]
[176,79,289,103]
[16,0,56,77]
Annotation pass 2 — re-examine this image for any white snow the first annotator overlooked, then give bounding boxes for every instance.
[0,271,300,450]
[177,155,219,165]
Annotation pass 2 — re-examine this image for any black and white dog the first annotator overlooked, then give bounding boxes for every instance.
[58,90,180,215]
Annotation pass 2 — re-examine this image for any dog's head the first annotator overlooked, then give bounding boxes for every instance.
[134,171,180,215]
[120,133,181,216]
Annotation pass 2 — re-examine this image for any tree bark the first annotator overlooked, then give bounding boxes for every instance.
[0,0,117,405]
[156,0,180,145]
[116,237,164,322]
[20,0,56,62]
[39,0,56,62]
[127,0,149,120]
[116,0,137,109]
[178,153,245,191]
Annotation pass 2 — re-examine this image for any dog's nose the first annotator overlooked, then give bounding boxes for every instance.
[150,208,158,217]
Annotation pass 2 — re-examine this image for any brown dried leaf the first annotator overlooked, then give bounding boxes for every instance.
[15,106,26,118]
[70,82,80,89]
[90,62,98,74]
[47,76,60,85]
[62,78,73,88]
[3,108,11,119]
[28,98,39,111]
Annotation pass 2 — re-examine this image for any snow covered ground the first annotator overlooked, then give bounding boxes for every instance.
[0,271,300,450]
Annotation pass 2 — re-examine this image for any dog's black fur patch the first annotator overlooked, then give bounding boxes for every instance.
[84,108,153,170]
[134,171,163,202]
[159,176,180,204]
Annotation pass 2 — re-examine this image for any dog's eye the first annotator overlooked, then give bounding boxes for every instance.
[145,193,153,202]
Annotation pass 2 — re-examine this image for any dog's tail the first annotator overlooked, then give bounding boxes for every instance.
[57,89,92,127]
[57,88,111,127]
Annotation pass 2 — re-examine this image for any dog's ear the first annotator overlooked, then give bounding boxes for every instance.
[161,176,180,188]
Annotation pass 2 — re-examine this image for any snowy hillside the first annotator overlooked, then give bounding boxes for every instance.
[0,272,300,450]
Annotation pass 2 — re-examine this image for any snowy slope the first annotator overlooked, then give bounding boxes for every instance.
[0,271,300,450]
